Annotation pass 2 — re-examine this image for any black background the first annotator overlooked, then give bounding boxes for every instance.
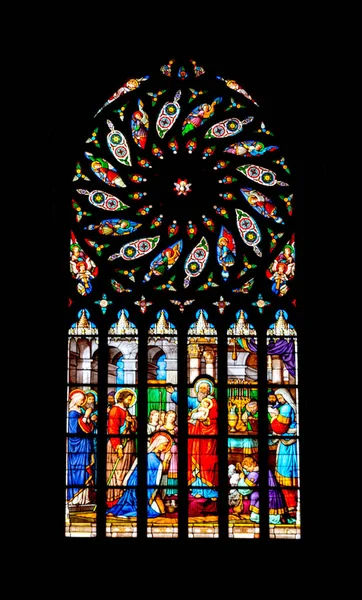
[30,12,331,580]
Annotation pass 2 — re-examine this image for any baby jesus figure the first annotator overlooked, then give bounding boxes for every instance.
[188,398,213,426]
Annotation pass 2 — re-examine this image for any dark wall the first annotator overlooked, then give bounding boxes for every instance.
[37,19,328,570]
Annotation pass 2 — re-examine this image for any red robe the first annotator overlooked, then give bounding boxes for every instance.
[106,404,137,507]
[108,405,128,449]
[188,397,218,488]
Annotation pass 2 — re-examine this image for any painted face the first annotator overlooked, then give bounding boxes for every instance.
[86,395,95,408]
[150,412,159,424]
[122,394,133,407]
[199,383,210,394]
[71,392,85,407]
[247,401,258,415]
[157,441,170,453]
[242,457,257,472]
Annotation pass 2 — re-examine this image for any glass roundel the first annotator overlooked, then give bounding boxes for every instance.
[71,58,294,300]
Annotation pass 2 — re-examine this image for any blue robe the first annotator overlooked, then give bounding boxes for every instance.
[67,409,95,501]
[217,245,235,267]
[275,403,298,486]
[107,452,163,518]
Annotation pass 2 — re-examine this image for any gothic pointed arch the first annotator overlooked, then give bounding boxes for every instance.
[63,55,303,541]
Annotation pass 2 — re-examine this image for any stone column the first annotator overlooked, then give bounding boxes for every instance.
[267,354,273,382]
[188,343,202,383]
[272,356,283,384]
[123,359,137,385]
[108,363,117,386]
[283,367,290,384]
[164,358,178,384]
[163,338,178,384]
[228,352,248,381]
[203,349,215,379]
[78,359,92,385]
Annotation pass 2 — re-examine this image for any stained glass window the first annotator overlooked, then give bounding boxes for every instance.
[63,56,303,541]
[66,309,99,537]
[106,310,138,537]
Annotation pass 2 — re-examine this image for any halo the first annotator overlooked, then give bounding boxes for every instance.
[218,236,229,245]
[149,431,173,454]
[68,388,87,407]
[203,398,213,409]
[115,388,137,407]
[194,378,214,395]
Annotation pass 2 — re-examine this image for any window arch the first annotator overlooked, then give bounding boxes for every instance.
[62,55,303,541]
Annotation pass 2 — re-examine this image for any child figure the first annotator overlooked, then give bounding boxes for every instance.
[76,261,95,295]
[236,456,293,524]
[162,410,178,435]
[147,410,160,435]
[236,457,260,522]
[188,398,213,425]
[217,236,235,280]
[156,411,166,429]
[270,262,288,295]
[161,410,178,498]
